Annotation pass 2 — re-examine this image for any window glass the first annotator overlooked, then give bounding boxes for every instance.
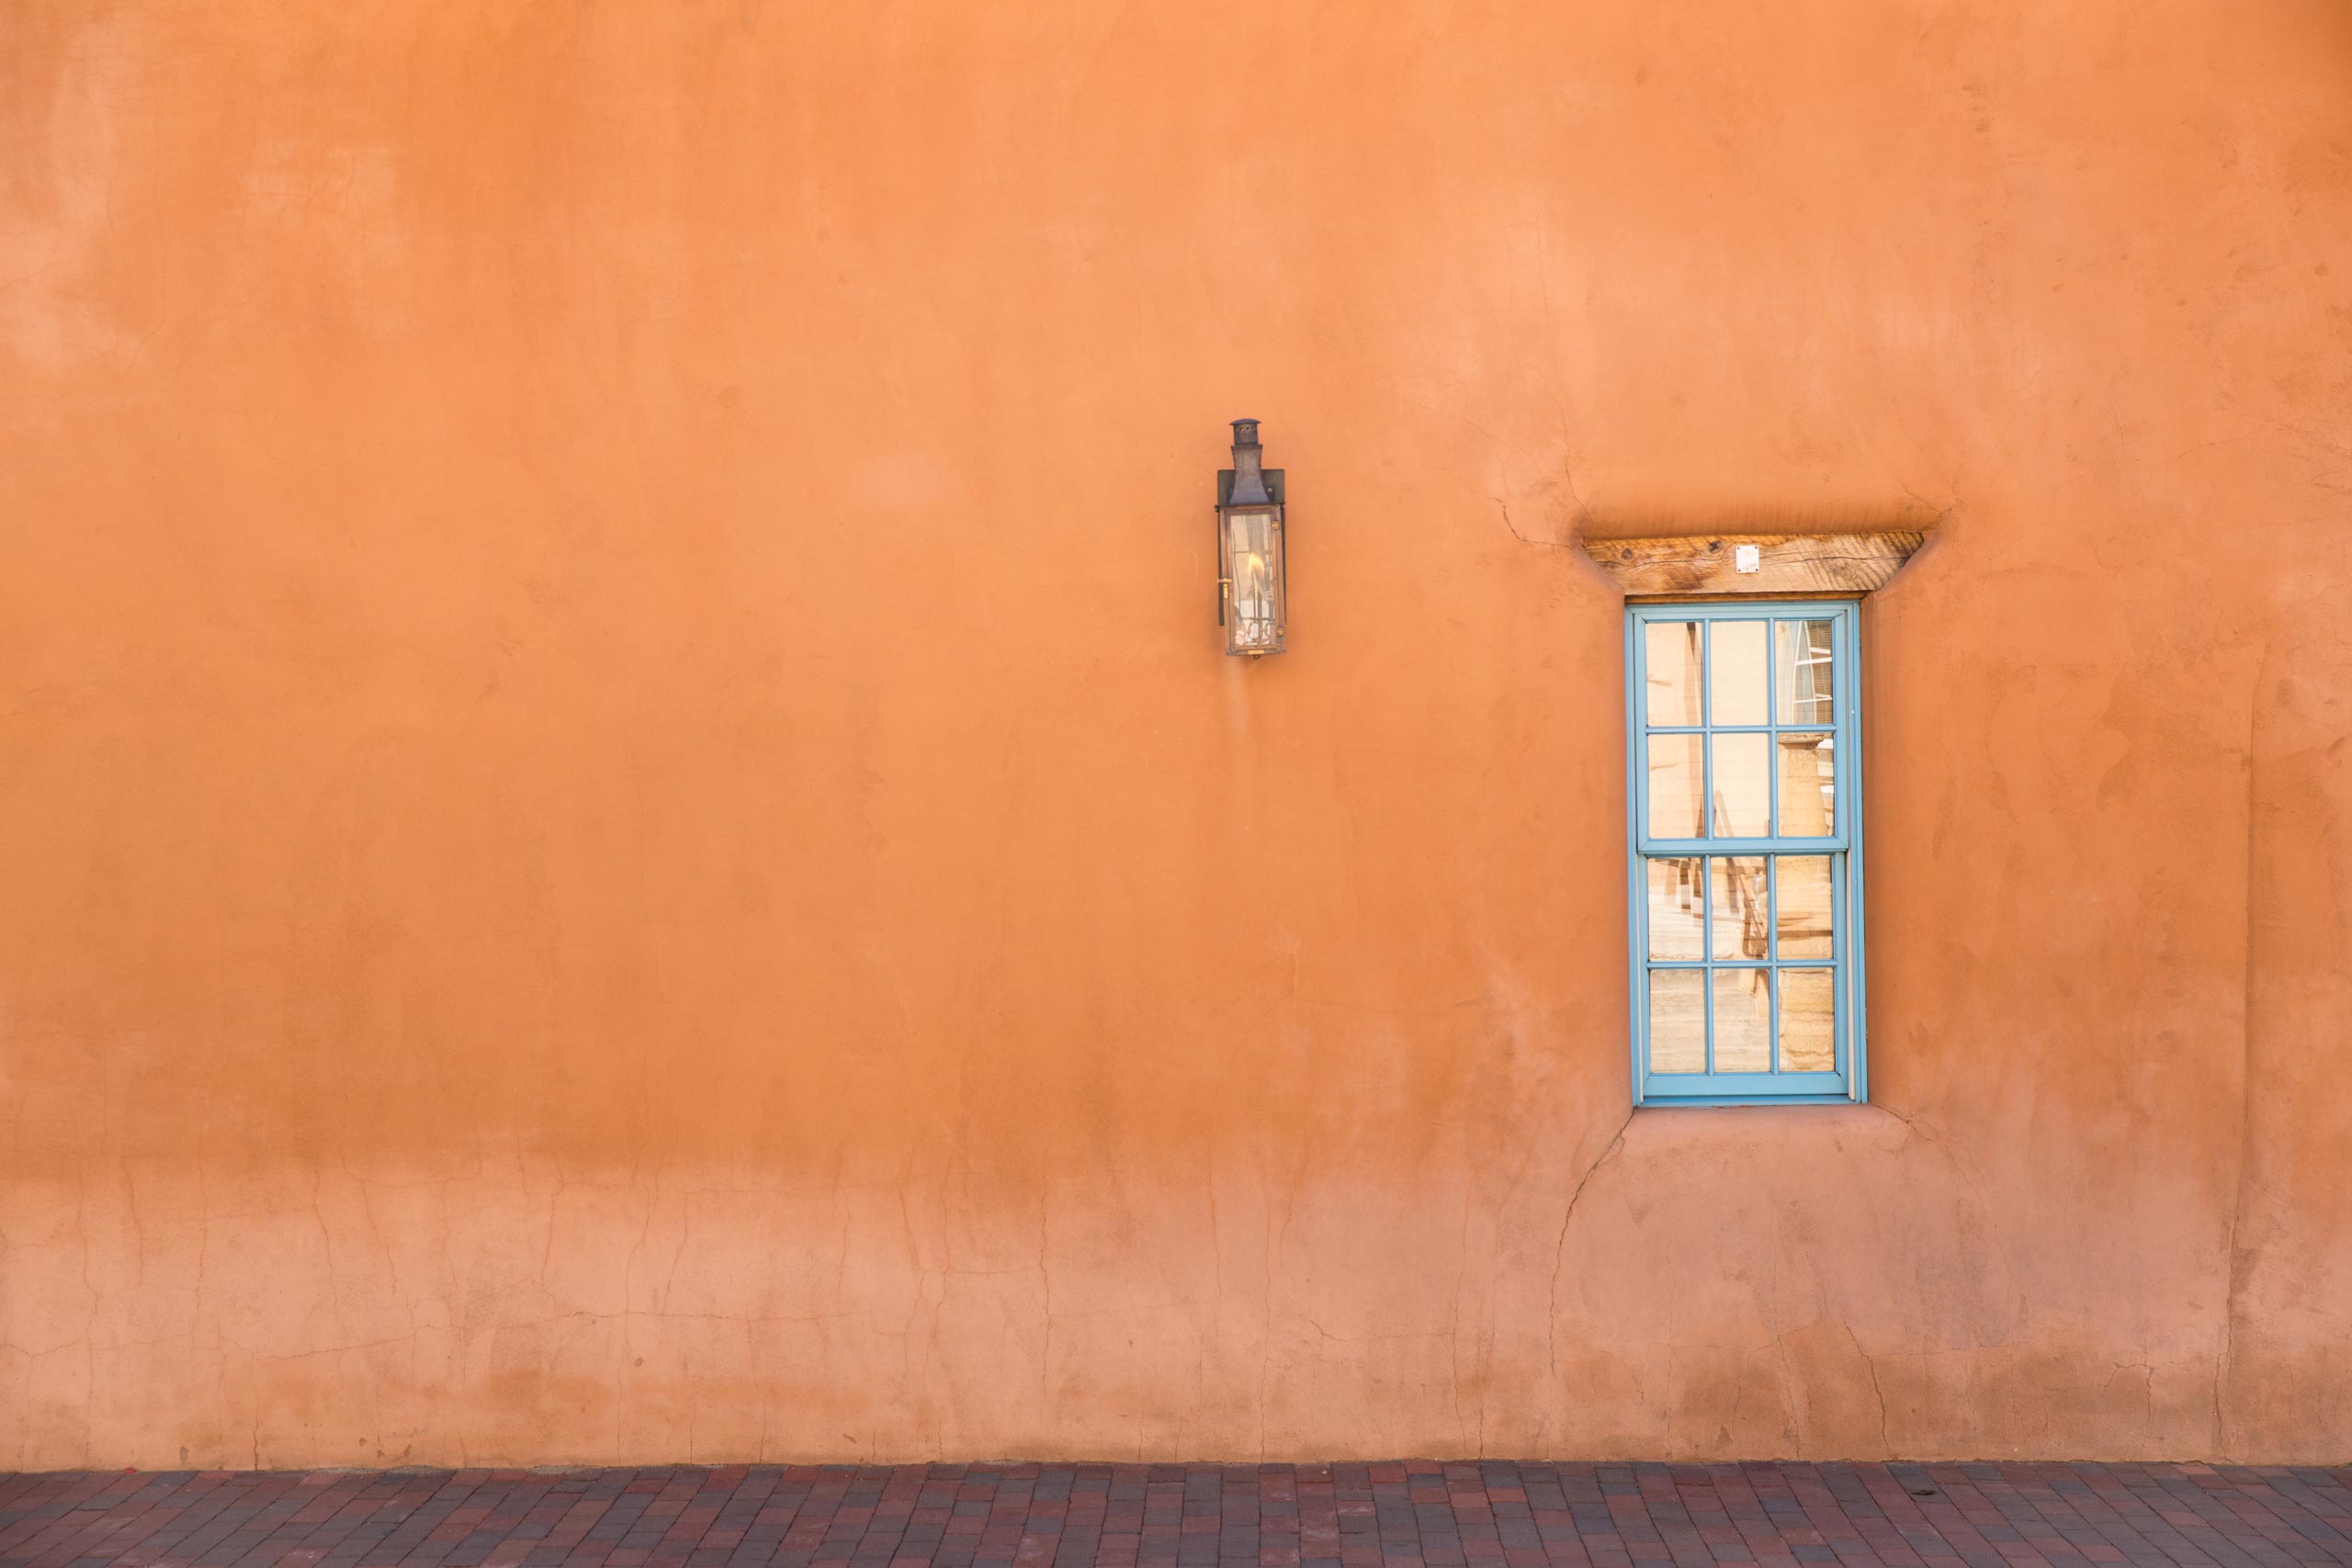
[1713,969,1772,1071]
[1780,970,1836,1072]
[1709,857,1768,960]
[1711,734,1770,838]
[1709,621,1770,726]
[1645,857,1705,960]
[1776,734,1835,836]
[1647,736,1705,839]
[1649,971,1707,1073]
[1645,622,1702,727]
[1776,619,1835,725]
[1774,856,1835,958]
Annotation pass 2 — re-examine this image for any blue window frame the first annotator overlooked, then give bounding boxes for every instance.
[1624,600,1865,1106]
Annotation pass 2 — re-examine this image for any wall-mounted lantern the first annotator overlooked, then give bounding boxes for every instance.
[1216,419,1287,658]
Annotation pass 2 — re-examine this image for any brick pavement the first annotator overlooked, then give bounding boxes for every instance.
[1,1462,2346,1568]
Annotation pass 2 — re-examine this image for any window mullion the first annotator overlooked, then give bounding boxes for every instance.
[1699,620,1713,1076]
[1765,854,1780,1073]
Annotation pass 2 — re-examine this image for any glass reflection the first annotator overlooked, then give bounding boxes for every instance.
[1225,512,1283,651]
[1776,619,1835,725]
[1648,735,1705,839]
[1775,855,1833,958]
[1638,609,1852,1091]
[1649,970,1706,1073]
[1645,857,1705,960]
[1712,733,1770,839]
[1713,969,1771,1071]
[1780,968,1835,1071]
[1709,621,1769,726]
[1645,622,1702,728]
[1709,856,1768,960]
[1776,733,1835,836]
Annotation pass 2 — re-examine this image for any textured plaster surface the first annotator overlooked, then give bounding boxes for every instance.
[2,2,2349,1468]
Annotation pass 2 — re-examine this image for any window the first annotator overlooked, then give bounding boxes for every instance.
[1624,600,1865,1105]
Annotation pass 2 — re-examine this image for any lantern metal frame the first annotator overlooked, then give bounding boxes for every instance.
[1215,418,1288,658]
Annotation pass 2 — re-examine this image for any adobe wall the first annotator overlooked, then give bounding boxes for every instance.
[2,2,2347,1466]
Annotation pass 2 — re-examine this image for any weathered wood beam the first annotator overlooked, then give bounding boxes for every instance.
[1577,530,1928,599]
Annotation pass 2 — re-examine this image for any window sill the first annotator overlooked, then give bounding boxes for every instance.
[1634,1094,1869,1111]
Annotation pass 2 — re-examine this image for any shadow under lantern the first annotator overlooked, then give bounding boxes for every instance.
[1216,419,1288,658]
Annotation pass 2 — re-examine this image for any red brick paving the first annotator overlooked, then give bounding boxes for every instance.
[0,1463,2346,1568]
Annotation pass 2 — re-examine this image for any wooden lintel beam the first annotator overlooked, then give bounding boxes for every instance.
[1578,530,1928,599]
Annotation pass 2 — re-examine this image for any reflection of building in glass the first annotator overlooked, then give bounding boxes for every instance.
[1782,619,1834,721]
[1634,610,1853,1088]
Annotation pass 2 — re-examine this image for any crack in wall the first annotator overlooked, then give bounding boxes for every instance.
[1545,1115,1634,1384]
[2216,634,2278,1460]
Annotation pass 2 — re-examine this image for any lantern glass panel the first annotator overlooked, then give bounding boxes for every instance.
[1223,508,1284,655]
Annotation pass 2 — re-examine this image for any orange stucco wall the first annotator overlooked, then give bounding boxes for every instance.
[5,1,2350,1470]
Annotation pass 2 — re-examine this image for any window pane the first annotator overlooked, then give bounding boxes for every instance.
[1713,969,1771,1071]
[1647,735,1704,839]
[1711,733,1770,839]
[1775,855,1834,958]
[1708,620,1769,726]
[1649,970,1706,1073]
[1776,619,1836,725]
[1645,622,1702,727]
[1780,968,1836,1071]
[1775,733,1836,836]
[1645,857,1705,960]
[1709,856,1768,960]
